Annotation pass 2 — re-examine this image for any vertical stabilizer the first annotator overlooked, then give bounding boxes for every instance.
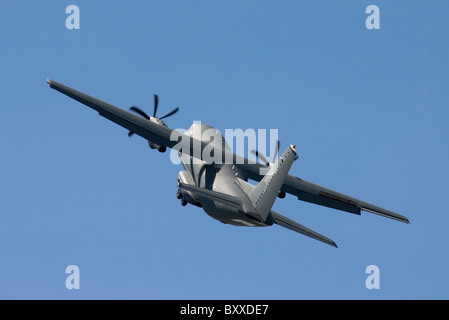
[250,145,297,221]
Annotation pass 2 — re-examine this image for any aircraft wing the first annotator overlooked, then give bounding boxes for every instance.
[48,80,174,146]
[237,162,409,224]
[46,79,211,158]
[47,79,248,165]
[281,175,409,223]
[47,79,256,166]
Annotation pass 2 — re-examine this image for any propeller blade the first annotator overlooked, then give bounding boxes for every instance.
[129,106,150,120]
[250,150,270,166]
[250,140,281,166]
[272,140,280,162]
[159,107,179,120]
[153,94,159,117]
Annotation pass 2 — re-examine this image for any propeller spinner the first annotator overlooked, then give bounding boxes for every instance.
[128,94,179,152]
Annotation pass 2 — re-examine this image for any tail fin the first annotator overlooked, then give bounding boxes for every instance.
[250,145,297,221]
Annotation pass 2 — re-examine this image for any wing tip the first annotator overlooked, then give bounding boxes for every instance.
[361,206,409,224]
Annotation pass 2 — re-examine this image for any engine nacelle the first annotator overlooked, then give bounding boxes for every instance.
[148,141,167,152]
[177,171,201,206]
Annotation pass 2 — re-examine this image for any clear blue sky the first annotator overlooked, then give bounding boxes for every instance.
[0,1,448,299]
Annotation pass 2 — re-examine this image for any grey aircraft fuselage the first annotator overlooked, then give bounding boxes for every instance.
[177,122,268,227]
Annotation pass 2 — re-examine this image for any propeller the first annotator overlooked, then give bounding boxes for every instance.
[251,140,280,166]
[128,94,179,137]
[251,140,298,166]
[159,106,179,120]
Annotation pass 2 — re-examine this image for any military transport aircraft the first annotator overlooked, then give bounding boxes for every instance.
[47,79,409,247]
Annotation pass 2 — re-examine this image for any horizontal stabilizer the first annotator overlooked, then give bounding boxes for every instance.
[270,211,338,248]
[178,182,243,211]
